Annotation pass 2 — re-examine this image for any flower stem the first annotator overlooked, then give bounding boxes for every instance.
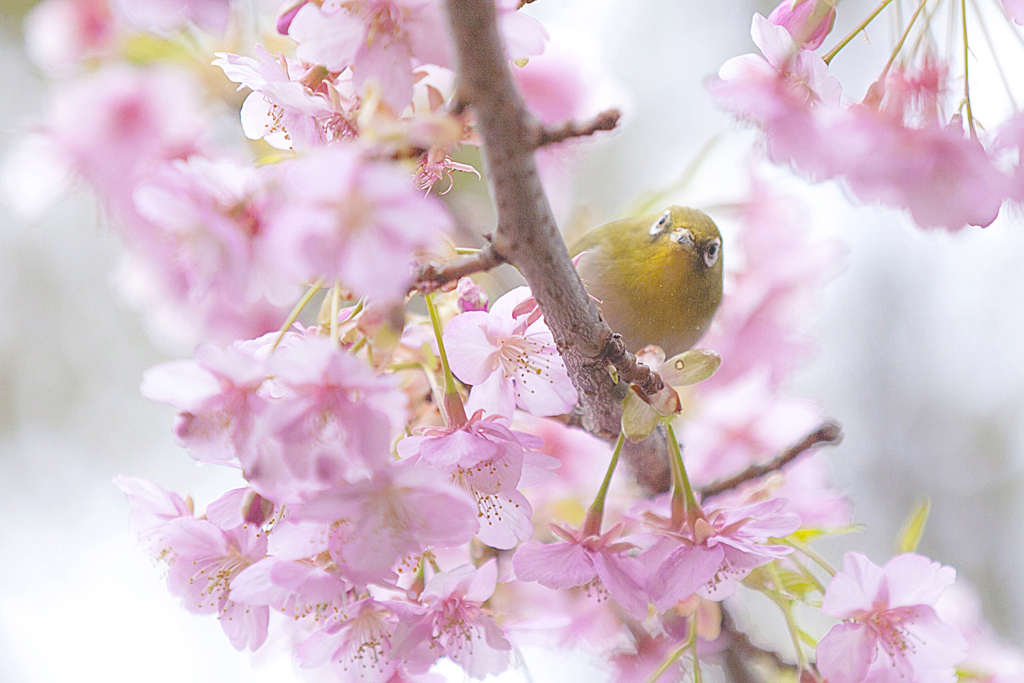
[270,279,323,352]
[880,0,930,77]
[425,293,468,428]
[783,536,838,577]
[767,562,809,671]
[823,0,895,64]
[641,615,701,683]
[666,422,701,529]
[582,433,625,537]
[961,0,977,137]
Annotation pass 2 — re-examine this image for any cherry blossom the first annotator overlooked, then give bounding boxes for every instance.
[443,286,578,418]
[297,598,401,681]
[131,156,294,340]
[162,515,270,651]
[817,552,967,683]
[767,0,836,50]
[286,0,452,112]
[513,521,650,619]
[390,560,511,678]
[398,410,542,549]
[242,336,407,503]
[113,476,191,558]
[264,144,452,303]
[707,13,841,127]
[141,337,270,465]
[455,277,488,312]
[45,65,205,216]
[230,555,353,622]
[294,464,479,585]
[213,47,358,150]
[23,0,115,75]
[640,498,800,608]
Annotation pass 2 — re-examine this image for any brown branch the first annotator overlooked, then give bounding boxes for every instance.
[413,242,507,293]
[517,0,538,7]
[719,608,797,682]
[443,0,662,436]
[700,420,844,499]
[533,108,622,148]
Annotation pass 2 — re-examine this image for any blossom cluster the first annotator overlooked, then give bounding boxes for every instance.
[708,0,1024,231]
[11,0,1024,680]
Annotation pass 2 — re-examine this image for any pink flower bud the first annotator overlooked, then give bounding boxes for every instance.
[275,0,308,35]
[767,0,836,50]
[455,277,489,312]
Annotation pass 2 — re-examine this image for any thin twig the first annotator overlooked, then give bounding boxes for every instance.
[534,109,622,148]
[699,421,844,499]
[413,242,507,293]
[823,0,896,64]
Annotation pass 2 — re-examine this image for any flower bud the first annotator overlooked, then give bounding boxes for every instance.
[456,277,489,312]
[767,0,836,50]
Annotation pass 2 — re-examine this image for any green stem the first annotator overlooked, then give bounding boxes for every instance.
[782,537,837,577]
[665,422,701,528]
[879,0,930,78]
[425,293,468,428]
[330,282,342,348]
[961,0,976,137]
[641,616,701,683]
[767,562,809,671]
[789,553,828,595]
[270,278,323,352]
[582,433,625,537]
[823,0,895,64]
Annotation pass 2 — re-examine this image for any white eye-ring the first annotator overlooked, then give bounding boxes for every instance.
[704,238,721,267]
[649,210,672,236]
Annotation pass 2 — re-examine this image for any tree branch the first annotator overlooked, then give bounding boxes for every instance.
[533,108,622,148]
[442,0,661,435]
[699,420,844,499]
[414,242,507,293]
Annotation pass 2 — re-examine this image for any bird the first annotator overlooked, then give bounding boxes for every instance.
[569,205,723,358]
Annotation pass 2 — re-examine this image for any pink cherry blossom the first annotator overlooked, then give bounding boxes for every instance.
[114,0,231,33]
[391,560,511,678]
[230,555,354,622]
[398,410,548,549]
[443,286,578,418]
[23,0,115,75]
[817,552,967,683]
[141,338,270,465]
[707,13,841,127]
[297,598,401,681]
[213,47,358,150]
[45,65,205,217]
[264,144,452,303]
[131,155,295,341]
[513,522,650,619]
[640,498,800,608]
[287,0,453,112]
[113,475,191,558]
[242,336,407,503]
[294,464,479,585]
[162,515,270,651]
[767,0,836,50]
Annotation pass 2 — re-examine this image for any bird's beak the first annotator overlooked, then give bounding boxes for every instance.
[673,228,695,249]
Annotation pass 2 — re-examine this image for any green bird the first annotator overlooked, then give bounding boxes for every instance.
[569,206,724,358]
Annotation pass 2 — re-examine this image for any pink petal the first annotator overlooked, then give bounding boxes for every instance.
[816,621,875,683]
[648,543,724,612]
[512,540,596,589]
[591,552,649,620]
[290,4,365,72]
[883,554,956,609]
[443,311,499,384]
[822,552,885,618]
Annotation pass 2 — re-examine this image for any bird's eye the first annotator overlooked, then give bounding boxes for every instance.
[703,239,720,267]
[649,210,672,236]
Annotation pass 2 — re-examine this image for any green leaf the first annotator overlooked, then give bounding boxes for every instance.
[897,499,931,554]
[659,349,721,387]
[790,524,864,543]
[621,392,659,442]
[772,567,819,601]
